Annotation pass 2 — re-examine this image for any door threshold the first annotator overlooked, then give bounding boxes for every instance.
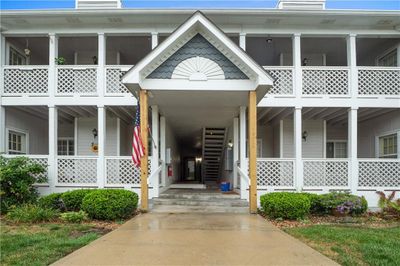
[170,184,207,189]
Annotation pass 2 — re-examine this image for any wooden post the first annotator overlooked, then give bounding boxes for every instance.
[248,91,257,213]
[140,90,149,211]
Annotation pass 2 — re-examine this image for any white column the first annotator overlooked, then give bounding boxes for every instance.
[239,33,246,50]
[116,118,120,156]
[347,34,358,98]
[279,120,284,158]
[233,117,239,189]
[239,106,247,199]
[323,120,327,158]
[0,34,5,95]
[151,105,159,197]
[160,116,166,187]
[97,106,106,188]
[48,34,58,97]
[348,108,358,194]
[293,33,302,98]
[74,117,78,155]
[294,107,303,192]
[48,106,58,188]
[0,106,5,153]
[151,32,158,49]
[97,33,106,97]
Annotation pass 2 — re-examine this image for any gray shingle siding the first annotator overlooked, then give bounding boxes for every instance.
[147,34,248,80]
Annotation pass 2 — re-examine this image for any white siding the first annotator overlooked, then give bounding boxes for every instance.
[119,120,131,156]
[273,123,281,158]
[327,124,347,141]
[258,124,274,157]
[58,122,74,138]
[5,108,48,154]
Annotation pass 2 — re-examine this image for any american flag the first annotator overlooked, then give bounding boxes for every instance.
[132,102,145,167]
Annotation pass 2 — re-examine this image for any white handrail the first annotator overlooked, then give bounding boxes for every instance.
[236,165,250,201]
[147,164,162,186]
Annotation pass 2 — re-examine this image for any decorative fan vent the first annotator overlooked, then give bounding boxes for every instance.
[171,56,225,81]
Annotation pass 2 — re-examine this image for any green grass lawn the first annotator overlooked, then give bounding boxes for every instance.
[286,225,400,266]
[0,222,104,266]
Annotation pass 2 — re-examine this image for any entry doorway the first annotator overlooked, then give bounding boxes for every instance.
[182,157,201,182]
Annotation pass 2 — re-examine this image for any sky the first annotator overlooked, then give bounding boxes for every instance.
[0,0,399,10]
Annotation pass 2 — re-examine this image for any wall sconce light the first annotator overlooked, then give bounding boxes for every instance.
[227,139,233,149]
[266,38,273,44]
[302,131,308,141]
[92,128,98,138]
[195,157,202,163]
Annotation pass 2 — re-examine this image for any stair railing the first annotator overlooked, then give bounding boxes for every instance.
[236,164,250,201]
[147,160,163,198]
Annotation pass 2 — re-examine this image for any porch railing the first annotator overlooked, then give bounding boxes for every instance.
[358,159,400,189]
[57,156,98,186]
[105,156,151,187]
[2,154,49,184]
[105,65,132,95]
[256,158,295,189]
[358,67,400,96]
[303,159,349,189]
[263,66,294,95]
[56,66,98,95]
[302,67,350,95]
[2,66,49,95]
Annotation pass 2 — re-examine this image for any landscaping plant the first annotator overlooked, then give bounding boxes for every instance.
[60,211,89,223]
[82,189,138,220]
[61,189,97,211]
[6,204,59,223]
[260,192,311,220]
[38,193,66,211]
[376,191,400,218]
[317,192,368,215]
[0,156,46,213]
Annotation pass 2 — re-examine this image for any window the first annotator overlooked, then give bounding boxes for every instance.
[379,133,397,158]
[9,47,26,65]
[7,130,28,154]
[58,138,74,156]
[326,141,347,158]
[377,49,397,67]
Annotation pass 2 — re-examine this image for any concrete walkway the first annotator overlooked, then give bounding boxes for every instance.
[54,213,337,265]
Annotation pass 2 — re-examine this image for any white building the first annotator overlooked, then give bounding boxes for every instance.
[1,0,399,212]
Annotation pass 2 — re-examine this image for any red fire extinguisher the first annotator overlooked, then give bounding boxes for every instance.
[168,165,173,177]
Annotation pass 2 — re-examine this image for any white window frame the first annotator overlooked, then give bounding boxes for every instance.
[6,43,27,66]
[375,130,399,159]
[57,137,75,156]
[326,139,348,158]
[6,127,29,154]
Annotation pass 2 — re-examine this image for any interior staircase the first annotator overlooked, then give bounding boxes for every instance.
[151,189,249,213]
[201,127,227,185]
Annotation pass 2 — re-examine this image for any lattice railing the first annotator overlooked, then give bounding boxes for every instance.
[358,159,400,188]
[255,158,295,187]
[105,66,131,94]
[303,159,349,187]
[2,66,49,95]
[57,66,97,95]
[263,67,294,95]
[105,156,151,186]
[57,156,97,185]
[2,155,49,183]
[358,67,400,95]
[302,67,349,95]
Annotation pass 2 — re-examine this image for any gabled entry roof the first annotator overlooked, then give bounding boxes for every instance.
[122,11,274,100]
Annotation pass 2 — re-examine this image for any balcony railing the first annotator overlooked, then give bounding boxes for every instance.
[57,156,98,186]
[2,66,49,96]
[358,67,400,96]
[302,67,350,95]
[303,159,349,189]
[263,66,294,95]
[56,66,98,95]
[256,158,295,188]
[105,65,132,95]
[358,159,400,189]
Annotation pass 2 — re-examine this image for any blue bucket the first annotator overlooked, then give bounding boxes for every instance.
[220,182,230,192]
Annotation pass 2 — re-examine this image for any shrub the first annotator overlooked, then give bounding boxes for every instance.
[377,191,400,218]
[318,192,368,215]
[61,189,96,211]
[38,193,65,211]
[6,204,59,223]
[60,211,88,223]
[0,156,46,213]
[299,193,322,214]
[260,192,311,220]
[82,189,138,220]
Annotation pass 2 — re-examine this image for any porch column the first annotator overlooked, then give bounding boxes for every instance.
[48,106,58,189]
[151,32,158,49]
[248,91,257,213]
[140,90,149,210]
[97,33,106,97]
[0,106,5,153]
[0,34,5,94]
[97,105,106,188]
[233,117,239,189]
[48,34,58,97]
[239,106,247,200]
[348,108,358,194]
[74,117,78,155]
[160,116,166,187]
[239,33,246,50]
[346,34,358,98]
[151,105,159,197]
[294,107,303,191]
[293,33,302,98]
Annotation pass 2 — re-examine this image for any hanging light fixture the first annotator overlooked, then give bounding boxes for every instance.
[24,39,31,57]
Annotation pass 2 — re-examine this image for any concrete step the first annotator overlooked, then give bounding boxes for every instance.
[153,198,247,207]
[151,205,249,214]
[159,192,241,200]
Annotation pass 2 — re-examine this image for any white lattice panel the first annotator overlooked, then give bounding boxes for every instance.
[106,157,151,185]
[303,160,348,187]
[106,68,129,93]
[256,159,294,187]
[265,68,293,94]
[359,160,400,187]
[3,68,48,94]
[358,69,400,95]
[303,69,349,95]
[57,67,97,94]
[57,158,97,184]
